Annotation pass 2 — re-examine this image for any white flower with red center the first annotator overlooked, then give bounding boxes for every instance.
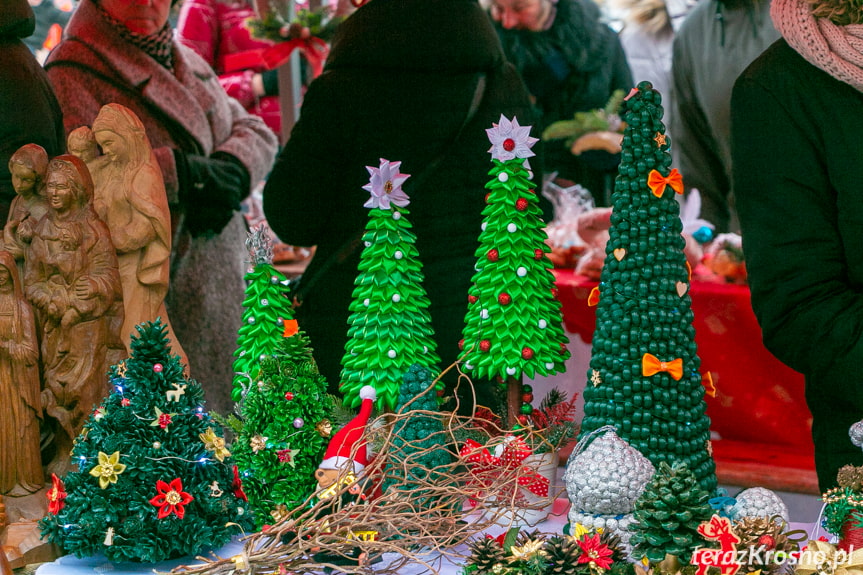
[363,158,410,209]
[486,115,537,161]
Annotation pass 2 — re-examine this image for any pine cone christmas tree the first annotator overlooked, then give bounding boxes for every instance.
[233,321,334,529]
[467,536,508,573]
[39,320,253,562]
[629,461,714,563]
[733,516,800,575]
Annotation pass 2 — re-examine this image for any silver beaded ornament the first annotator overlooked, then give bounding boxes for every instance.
[563,429,655,516]
[729,487,789,522]
[850,420,863,448]
[568,510,636,549]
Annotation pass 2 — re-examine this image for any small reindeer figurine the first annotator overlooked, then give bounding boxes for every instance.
[690,515,742,575]
[165,382,187,403]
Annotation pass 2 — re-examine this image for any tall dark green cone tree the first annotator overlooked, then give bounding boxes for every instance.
[232,225,295,402]
[340,159,440,410]
[577,82,717,492]
[629,460,714,563]
[39,320,253,562]
[232,321,334,528]
[382,364,451,509]
[461,116,570,383]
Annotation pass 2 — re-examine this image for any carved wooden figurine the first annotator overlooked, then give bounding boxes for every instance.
[3,144,49,273]
[89,104,188,367]
[24,155,123,471]
[0,250,43,497]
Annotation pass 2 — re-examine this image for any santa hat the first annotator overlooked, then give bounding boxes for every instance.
[318,386,376,473]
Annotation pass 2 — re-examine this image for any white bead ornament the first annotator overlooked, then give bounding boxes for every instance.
[538,319,547,329]
[480,309,489,319]
[517,266,527,277]
[507,223,517,233]
[387,349,397,358]
[393,212,401,220]
[392,294,401,303]
[394,250,403,259]
[498,172,509,182]
[363,298,370,306]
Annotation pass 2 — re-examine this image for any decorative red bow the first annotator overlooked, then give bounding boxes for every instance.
[459,436,550,506]
[647,168,684,198]
[642,353,684,380]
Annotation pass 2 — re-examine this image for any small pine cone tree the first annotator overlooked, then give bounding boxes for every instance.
[733,516,800,575]
[630,461,714,563]
[467,536,508,573]
[545,535,583,575]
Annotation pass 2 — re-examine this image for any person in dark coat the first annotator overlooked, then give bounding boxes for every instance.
[262,0,543,411]
[489,0,633,204]
[44,0,278,417]
[732,0,863,491]
[0,0,65,222]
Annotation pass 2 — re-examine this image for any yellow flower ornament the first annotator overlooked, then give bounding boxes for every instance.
[200,427,231,462]
[89,451,127,489]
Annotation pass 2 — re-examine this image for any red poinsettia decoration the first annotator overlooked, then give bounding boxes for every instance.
[232,465,248,502]
[47,473,66,515]
[577,532,614,570]
[149,478,194,519]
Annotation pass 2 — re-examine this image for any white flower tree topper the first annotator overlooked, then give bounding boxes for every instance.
[462,116,570,426]
[340,159,440,411]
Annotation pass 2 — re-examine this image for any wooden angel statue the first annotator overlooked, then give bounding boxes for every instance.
[89,104,188,367]
[24,155,123,469]
[0,250,43,497]
[67,126,109,191]
[3,144,49,271]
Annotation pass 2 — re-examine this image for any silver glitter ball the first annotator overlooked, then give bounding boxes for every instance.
[730,487,789,522]
[850,420,863,447]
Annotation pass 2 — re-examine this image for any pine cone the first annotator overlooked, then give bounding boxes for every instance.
[468,537,507,573]
[545,535,582,575]
[733,516,800,575]
[837,465,863,491]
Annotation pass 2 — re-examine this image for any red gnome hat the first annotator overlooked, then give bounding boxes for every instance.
[318,385,376,473]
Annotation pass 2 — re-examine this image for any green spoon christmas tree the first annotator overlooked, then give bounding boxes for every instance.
[39,320,252,562]
[578,81,716,492]
[339,159,441,410]
[461,115,570,424]
[231,225,295,402]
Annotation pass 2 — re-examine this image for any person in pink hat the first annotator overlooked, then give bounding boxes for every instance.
[732,0,863,491]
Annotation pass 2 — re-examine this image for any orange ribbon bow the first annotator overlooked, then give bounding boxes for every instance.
[642,353,684,380]
[647,168,684,198]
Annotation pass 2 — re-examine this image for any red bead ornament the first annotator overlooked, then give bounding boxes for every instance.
[522,393,534,403]
[551,288,559,299]
[515,198,528,211]
[521,347,534,360]
[458,338,465,351]
[560,342,568,354]
[487,249,499,262]
[517,415,529,425]
[498,293,511,305]
[468,294,478,304]
[437,388,445,397]
[534,249,544,260]
[479,339,491,352]
[503,138,516,152]
[528,188,536,194]
[284,392,294,401]
[485,192,491,204]
[153,363,163,373]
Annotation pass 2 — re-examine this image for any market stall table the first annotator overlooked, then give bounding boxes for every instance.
[552,268,818,493]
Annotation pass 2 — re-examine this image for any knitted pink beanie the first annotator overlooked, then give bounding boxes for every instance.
[772,0,863,91]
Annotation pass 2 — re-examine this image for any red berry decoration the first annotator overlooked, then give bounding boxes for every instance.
[534,248,544,260]
[560,342,568,354]
[487,249,499,262]
[479,339,491,352]
[436,388,445,397]
[528,188,536,194]
[153,363,163,373]
[517,415,529,425]
[498,293,511,305]
[521,347,534,360]
[468,294,478,304]
[758,535,775,549]
[485,192,491,204]
[458,338,465,351]
[284,392,294,401]
[551,288,559,299]
[515,198,528,211]
[521,393,534,403]
[502,138,515,152]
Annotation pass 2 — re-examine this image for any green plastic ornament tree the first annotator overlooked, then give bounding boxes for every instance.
[340,159,441,410]
[461,115,570,424]
[232,320,335,528]
[232,225,295,402]
[629,460,714,563]
[382,364,451,508]
[39,320,253,562]
[578,81,717,492]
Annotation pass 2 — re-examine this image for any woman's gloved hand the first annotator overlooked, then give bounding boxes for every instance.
[174,149,250,238]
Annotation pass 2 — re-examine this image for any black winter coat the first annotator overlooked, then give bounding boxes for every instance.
[263,0,542,406]
[492,0,632,201]
[732,40,863,491]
